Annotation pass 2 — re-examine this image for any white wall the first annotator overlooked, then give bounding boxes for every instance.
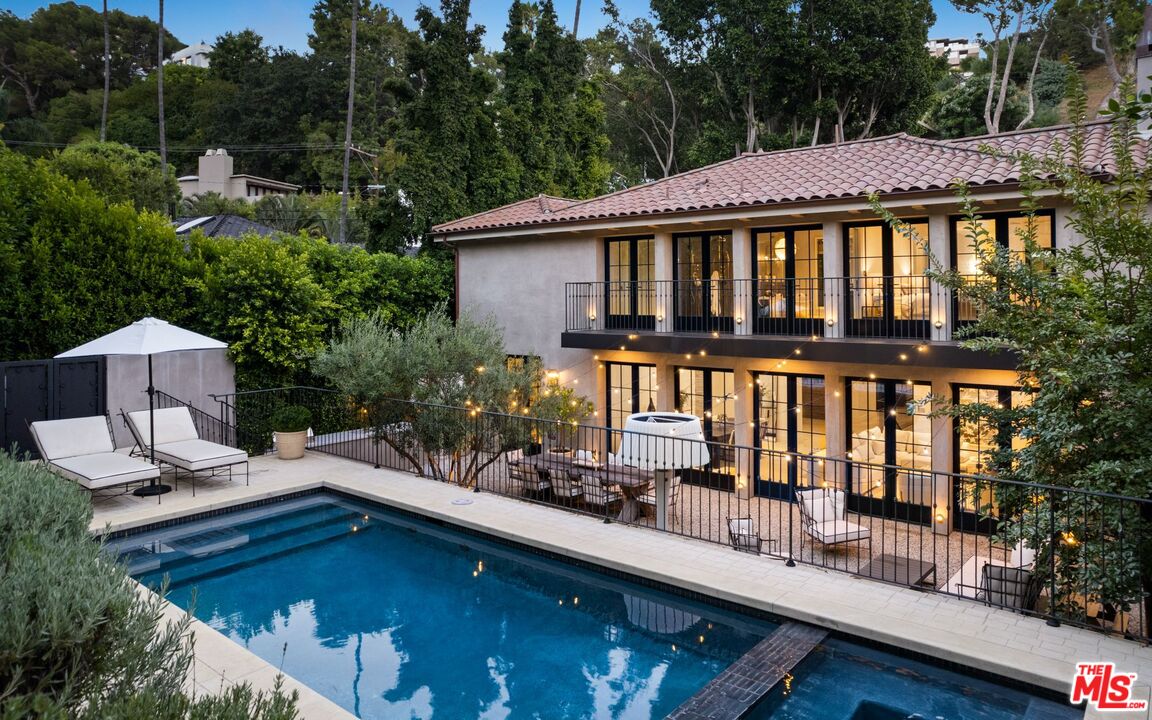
[105,349,235,448]
[457,235,597,379]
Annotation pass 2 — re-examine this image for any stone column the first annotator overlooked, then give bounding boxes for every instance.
[930,374,953,536]
[822,221,844,339]
[927,213,950,342]
[653,232,674,333]
[731,225,752,335]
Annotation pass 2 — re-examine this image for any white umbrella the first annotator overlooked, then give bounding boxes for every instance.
[56,317,227,496]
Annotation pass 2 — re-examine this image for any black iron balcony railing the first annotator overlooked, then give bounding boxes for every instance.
[228,387,1151,643]
[566,276,940,340]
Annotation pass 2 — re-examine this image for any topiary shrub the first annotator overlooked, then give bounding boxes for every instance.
[269,405,312,433]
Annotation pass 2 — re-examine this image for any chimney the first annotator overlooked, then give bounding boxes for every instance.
[197,149,235,196]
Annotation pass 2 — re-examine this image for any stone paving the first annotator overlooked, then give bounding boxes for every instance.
[90,452,1152,718]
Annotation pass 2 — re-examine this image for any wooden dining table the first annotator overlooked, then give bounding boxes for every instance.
[511,453,654,522]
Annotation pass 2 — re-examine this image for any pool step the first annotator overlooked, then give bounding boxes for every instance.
[667,621,827,720]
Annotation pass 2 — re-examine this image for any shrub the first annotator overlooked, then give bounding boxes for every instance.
[0,453,298,718]
[269,405,312,433]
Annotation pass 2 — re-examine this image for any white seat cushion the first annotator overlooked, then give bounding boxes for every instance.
[51,452,159,490]
[31,416,114,460]
[127,407,199,446]
[810,520,871,545]
[151,439,247,472]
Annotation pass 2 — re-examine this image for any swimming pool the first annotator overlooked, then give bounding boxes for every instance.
[111,493,1080,719]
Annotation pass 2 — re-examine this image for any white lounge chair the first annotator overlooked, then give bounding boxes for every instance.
[796,487,872,549]
[29,415,161,500]
[123,406,248,496]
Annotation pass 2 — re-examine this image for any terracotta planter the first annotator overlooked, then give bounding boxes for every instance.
[276,430,308,460]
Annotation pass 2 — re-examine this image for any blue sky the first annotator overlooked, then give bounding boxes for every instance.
[8,1,986,52]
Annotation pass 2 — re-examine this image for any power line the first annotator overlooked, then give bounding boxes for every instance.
[4,139,383,154]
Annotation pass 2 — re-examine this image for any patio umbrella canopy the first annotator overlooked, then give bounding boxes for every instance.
[55,317,227,497]
[617,413,710,531]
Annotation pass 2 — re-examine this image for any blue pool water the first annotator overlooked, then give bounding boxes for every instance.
[112,494,1080,720]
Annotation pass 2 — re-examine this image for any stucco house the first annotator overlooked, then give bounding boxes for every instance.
[178,149,299,203]
[432,121,1145,539]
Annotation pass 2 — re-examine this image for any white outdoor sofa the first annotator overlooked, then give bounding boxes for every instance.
[29,414,161,498]
[123,406,248,496]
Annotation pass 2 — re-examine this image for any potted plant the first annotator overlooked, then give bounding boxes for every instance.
[271,405,312,460]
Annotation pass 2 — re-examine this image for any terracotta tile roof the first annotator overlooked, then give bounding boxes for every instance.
[433,121,1142,236]
[432,194,578,233]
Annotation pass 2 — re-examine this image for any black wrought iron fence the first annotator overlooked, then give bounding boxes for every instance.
[228,388,1151,642]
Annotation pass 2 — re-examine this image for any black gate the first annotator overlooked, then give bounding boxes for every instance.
[1,357,105,459]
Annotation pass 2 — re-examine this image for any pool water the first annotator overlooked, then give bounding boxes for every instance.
[116,495,771,719]
[112,494,1081,720]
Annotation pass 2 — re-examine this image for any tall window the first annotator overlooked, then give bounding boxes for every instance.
[753,227,824,334]
[674,232,733,331]
[675,367,736,488]
[953,385,1031,531]
[605,237,655,328]
[847,378,933,523]
[755,373,825,498]
[845,221,930,334]
[606,362,657,451]
[952,211,1055,323]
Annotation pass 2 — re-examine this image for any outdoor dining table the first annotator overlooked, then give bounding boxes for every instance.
[511,453,654,522]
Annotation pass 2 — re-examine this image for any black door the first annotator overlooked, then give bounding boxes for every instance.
[674,367,735,491]
[605,237,656,331]
[753,227,824,336]
[674,232,733,333]
[2,357,105,458]
[844,222,930,339]
[846,378,932,525]
[753,373,825,500]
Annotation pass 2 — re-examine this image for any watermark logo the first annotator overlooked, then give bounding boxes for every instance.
[1071,663,1148,712]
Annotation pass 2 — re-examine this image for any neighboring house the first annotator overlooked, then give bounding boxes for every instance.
[173,215,278,238]
[178,149,300,203]
[169,41,213,68]
[433,121,1144,538]
[925,37,980,67]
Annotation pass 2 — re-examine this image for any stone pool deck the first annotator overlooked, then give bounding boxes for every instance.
[91,452,1151,719]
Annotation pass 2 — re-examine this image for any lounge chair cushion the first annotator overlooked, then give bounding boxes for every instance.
[151,440,247,472]
[127,407,199,447]
[979,564,1033,608]
[50,452,159,490]
[32,416,114,460]
[809,520,871,545]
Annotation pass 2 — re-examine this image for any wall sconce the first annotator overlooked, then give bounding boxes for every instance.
[933,319,943,329]
[826,318,835,327]
[935,509,946,523]
[656,313,665,322]
[588,312,597,321]
[735,316,743,325]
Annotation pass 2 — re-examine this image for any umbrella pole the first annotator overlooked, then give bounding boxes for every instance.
[133,354,172,497]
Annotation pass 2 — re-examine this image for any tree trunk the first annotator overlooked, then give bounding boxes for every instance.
[810,82,822,147]
[991,14,1024,134]
[983,27,1003,134]
[339,0,359,245]
[157,0,167,209]
[101,0,109,142]
[743,86,757,153]
[1016,31,1048,130]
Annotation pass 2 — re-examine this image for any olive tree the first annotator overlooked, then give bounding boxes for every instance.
[314,307,590,487]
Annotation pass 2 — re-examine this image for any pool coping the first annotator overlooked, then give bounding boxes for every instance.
[94,453,1150,716]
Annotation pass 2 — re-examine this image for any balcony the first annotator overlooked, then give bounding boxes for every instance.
[563,278,1013,369]
[566,277,939,340]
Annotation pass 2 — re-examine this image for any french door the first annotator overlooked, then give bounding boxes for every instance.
[953,385,1031,533]
[846,378,932,524]
[605,362,657,452]
[754,373,825,500]
[753,227,824,335]
[605,237,656,330]
[674,232,733,333]
[674,367,735,490]
[845,221,930,338]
